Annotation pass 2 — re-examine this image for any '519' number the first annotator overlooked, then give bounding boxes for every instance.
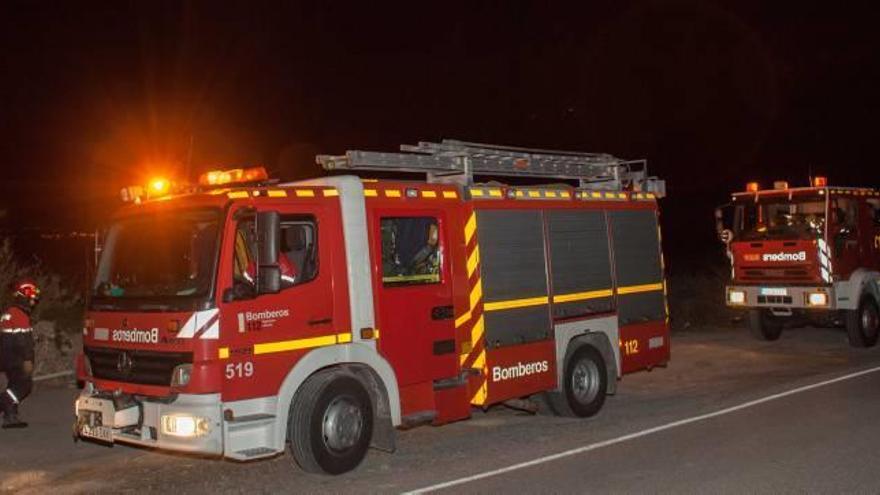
[225,362,254,379]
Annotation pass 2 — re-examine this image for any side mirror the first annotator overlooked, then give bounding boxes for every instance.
[256,211,281,294]
[715,204,734,244]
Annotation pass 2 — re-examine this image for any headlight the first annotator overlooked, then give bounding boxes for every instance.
[170,364,193,388]
[728,289,746,305]
[806,292,828,306]
[161,414,210,437]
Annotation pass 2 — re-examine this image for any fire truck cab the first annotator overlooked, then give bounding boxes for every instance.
[75,140,669,474]
[719,179,880,347]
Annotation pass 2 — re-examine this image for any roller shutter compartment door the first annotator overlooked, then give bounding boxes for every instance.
[546,210,614,319]
[608,210,666,325]
[476,209,551,348]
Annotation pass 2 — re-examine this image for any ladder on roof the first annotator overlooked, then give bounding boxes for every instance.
[316,139,665,196]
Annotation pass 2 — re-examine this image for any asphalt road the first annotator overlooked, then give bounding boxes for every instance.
[2,325,879,494]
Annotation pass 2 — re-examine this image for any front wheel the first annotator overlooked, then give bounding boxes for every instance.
[748,309,783,341]
[846,297,880,348]
[288,371,374,475]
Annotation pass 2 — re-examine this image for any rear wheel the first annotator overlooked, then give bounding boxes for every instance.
[288,371,373,475]
[748,309,783,341]
[846,297,880,348]
[542,345,607,418]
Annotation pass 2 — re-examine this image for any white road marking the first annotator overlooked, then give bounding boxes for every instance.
[404,365,880,494]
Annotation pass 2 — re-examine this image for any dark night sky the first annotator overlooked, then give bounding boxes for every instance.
[1,1,879,261]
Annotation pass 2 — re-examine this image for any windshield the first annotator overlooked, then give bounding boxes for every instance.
[93,209,220,305]
[735,197,826,241]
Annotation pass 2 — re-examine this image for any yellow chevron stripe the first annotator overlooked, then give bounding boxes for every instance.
[464,212,477,244]
[466,246,481,277]
[469,279,483,310]
[461,314,485,365]
[455,309,472,329]
[470,315,484,351]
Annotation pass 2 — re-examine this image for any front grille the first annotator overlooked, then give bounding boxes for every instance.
[741,265,814,282]
[85,346,192,386]
[757,295,793,305]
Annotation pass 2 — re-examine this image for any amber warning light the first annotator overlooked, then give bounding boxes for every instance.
[813,176,828,187]
[199,166,268,187]
[746,181,760,193]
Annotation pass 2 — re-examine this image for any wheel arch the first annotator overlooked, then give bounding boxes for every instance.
[836,269,880,310]
[271,343,400,452]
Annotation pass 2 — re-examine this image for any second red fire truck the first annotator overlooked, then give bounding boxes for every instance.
[74,140,669,474]
[719,178,880,347]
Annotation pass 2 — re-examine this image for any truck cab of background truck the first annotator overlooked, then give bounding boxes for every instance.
[717,178,880,347]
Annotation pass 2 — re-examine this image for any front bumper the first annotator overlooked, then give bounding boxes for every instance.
[725,285,835,310]
[74,385,223,455]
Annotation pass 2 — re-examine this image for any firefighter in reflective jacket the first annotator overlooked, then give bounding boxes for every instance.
[0,280,40,429]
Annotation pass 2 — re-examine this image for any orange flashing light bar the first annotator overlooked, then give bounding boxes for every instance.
[199,166,268,187]
[746,181,760,193]
[149,177,171,195]
[813,176,828,187]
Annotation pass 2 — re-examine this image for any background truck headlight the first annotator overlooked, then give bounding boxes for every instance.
[807,292,829,306]
[161,414,210,437]
[728,289,746,305]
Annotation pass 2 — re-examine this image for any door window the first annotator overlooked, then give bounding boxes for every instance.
[231,214,318,297]
[380,217,441,286]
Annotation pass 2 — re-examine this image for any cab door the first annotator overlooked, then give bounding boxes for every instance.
[370,208,457,414]
[217,202,335,402]
[864,199,880,270]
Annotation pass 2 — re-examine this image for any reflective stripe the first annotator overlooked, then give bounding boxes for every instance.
[484,296,548,312]
[553,289,614,304]
[252,333,351,355]
[1,327,32,334]
[481,283,664,314]
[6,389,19,404]
[617,283,665,295]
[1,313,10,321]
[178,309,220,339]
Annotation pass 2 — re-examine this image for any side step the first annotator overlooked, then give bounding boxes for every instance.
[400,410,437,429]
[224,413,281,461]
[232,447,276,460]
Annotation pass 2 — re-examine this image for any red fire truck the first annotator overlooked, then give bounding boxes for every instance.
[719,178,880,347]
[74,140,669,474]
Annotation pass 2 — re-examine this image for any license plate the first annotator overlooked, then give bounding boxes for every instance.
[760,287,788,296]
[80,423,114,444]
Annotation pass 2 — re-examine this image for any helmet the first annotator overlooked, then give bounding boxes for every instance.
[13,280,40,306]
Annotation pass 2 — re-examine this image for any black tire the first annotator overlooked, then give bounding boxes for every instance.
[846,297,880,348]
[748,309,783,341]
[542,345,608,418]
[288,371,374,475]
